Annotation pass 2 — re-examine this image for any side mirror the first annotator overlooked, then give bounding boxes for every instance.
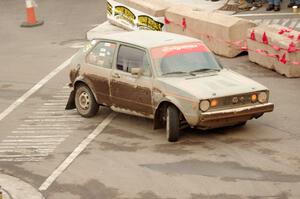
[131,67,143,76]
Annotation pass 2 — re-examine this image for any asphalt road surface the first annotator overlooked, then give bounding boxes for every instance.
[0,1,300,199]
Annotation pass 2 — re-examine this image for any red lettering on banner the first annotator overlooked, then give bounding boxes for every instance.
[151,42,210,59]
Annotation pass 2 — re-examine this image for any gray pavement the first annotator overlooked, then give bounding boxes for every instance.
[1,0,300,199]
[0,174,43,199]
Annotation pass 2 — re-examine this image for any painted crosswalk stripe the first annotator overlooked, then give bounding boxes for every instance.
[27,115,82,119]
[0,149,54,153]
[7,135,69,138]
[0,145,57,149]
[289,20,297,28]
[0,142,60,146]
[12,131,74,134]
[0,158,43,162]
[0,154,49,158]
[33,111,69,114]
[3,139,65,143]
[24,118,84,122]
[0,84,96,162]
[16,127,76,130]
[20,124,71,127]
[53,95,69,98]
[39,112,117,191]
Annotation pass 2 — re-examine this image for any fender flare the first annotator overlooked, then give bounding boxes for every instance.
[153,96,188,129]
[73,76,100,104]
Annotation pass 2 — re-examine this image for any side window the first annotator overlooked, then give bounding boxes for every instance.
[117,45,151,76]
[86,42,116,69]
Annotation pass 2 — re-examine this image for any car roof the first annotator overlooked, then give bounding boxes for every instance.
[98,30,201,48]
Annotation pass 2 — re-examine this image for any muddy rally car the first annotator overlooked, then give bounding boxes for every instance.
[65,31,274,142]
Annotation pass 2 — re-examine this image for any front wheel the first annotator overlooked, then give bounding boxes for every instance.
[166,105,180,142]
[75,84,99,118]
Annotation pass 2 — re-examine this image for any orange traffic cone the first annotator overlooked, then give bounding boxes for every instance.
[21,0,43,27]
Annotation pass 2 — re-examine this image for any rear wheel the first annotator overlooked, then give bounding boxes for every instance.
[166,105,180,142]
[75,84,99,117]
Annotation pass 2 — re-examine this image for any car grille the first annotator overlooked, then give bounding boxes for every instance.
[213,92,259,110]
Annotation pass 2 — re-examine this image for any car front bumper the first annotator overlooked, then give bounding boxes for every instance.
[196,103,274,129]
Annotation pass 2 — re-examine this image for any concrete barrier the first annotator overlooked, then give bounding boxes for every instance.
[165,5,256,58]
[247,24,300,78]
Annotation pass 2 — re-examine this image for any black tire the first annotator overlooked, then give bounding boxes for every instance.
[166,105,180,142]
[75,84,99,118]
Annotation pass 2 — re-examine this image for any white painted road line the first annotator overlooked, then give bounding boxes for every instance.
[16,127,75,130]
[7,135,69,138]
[235,13,300,17]
[53,95,69,98]
[0,145,57,149]
[27,115,81,119]
[0,149,54,153]
[0,56,73,122]
[20,123,71,127]
[0,154,49,158]
[12,130,74,134]
[2,139,65,143]
[24,118,84,122]
[0,157,43,162]
[33,111,68,114]
[44,102,67,105]
[0,142,60,145]
[39,112,117,191]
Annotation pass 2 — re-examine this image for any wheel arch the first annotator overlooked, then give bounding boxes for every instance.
[153,98,186,129]
[74,78,100,104]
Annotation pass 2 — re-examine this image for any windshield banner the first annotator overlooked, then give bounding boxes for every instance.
[151,42,210,59]
[107,0,165,31]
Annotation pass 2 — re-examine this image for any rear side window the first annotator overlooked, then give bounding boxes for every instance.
[116,45,151,76]
[86,42,116,69]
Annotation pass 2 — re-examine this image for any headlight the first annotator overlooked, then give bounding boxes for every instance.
[200,100,210,112]
[258,92,268,103]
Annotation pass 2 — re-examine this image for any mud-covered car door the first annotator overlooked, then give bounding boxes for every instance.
[110,44,153,117]
[84,41,116,106]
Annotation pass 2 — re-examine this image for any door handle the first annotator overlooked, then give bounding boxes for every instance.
[112,73,120,78]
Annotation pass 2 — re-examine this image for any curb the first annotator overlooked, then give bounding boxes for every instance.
[0,173,44,199]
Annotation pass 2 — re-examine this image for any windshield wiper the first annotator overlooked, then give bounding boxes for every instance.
[189,68,220,75]
[162,71,188,76]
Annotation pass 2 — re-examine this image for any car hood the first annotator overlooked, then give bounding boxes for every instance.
[157,69,267,99]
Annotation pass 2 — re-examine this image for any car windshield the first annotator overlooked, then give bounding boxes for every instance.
[151,42,222,76]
